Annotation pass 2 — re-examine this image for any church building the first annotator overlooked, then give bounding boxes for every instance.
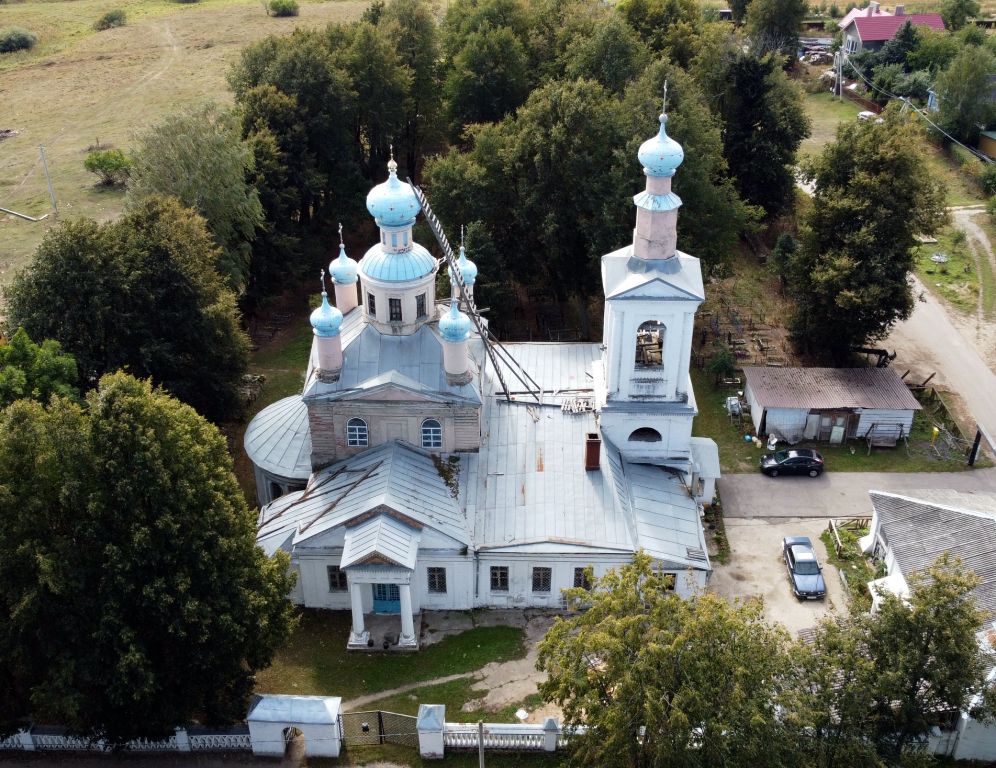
[245,111,721,649]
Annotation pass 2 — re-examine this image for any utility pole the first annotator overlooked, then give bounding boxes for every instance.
[478,721,485,768]
[39,145,57,215]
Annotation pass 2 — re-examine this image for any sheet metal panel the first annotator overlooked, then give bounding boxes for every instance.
[743,367,922,411]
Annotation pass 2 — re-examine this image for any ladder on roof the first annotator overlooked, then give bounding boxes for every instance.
[408,179,543,403]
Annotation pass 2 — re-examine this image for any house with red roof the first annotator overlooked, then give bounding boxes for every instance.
[842,11,945,54]
[837,1,892,32]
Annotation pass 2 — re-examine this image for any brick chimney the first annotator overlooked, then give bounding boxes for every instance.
[868,1,879,14]
[895,4,904,14]
[584,432,601,471]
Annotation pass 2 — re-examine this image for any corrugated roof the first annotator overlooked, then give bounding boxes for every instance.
[243,395,312,480]
[852,13,944,40]
[341,514,420,569]
[743,367,922,411]
[871,490,996,617]
[256,441,470,555]
[247,694,341,724]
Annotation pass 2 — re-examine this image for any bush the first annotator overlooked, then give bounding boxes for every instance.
[94,9,126,30]
[83,148,132,186]
[0,27,37,54]
[977,163,996,196]
[268,0,299,15]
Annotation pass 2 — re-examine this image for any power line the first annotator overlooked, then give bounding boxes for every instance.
[840,52,994,163]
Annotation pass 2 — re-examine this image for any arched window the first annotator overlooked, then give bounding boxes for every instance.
[635,320,665,367]
[629,427,662,443]
[270,481,284,500]
[421,418,442,449]
[347,418,368,447]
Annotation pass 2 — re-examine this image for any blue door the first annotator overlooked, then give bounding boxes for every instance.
[373,583,401,614]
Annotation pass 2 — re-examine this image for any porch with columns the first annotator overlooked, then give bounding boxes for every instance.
[345,569,419,651]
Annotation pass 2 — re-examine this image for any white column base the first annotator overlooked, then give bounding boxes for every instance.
[347,630,370,649]
[397,625,418,648]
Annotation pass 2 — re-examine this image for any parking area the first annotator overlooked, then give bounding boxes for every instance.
[709,517,848,635]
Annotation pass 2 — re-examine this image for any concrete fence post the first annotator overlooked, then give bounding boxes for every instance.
[18,729,35,752]
[417,704,445,759]
[174,727,191,752]
[543,717,559,752]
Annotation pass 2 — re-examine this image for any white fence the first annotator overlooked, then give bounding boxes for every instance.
[443,724,547,750]
[0,726,249,754]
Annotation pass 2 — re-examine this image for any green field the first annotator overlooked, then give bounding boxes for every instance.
[0,0,368,293]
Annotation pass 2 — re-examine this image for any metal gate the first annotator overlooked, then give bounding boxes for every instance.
[339,710,418,749]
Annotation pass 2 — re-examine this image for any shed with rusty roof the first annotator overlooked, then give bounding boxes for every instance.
[743,366,921,445]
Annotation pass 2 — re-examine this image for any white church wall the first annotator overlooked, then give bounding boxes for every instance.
[412,555,475,611]
[474,555,630,608]
[599,412,694,461]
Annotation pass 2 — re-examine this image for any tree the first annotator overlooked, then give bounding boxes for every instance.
[444,25,530,138]
[906,27,960,73]
[865,553,995,758]
[877,19,918,69]
[537,553,796,768]
[559,14,650,95]
[5,198,250,421]
[746,0,808,56]
[0,328,78,408]
[934,46,996,144]
[129,105,263,290]
[83,148,132,186]
[708,345,736,384]
[711,52,810,217]
[615,0,703,65]
[941,0,980,30]
[730,0,751,23]
[0,373,295,744]
[788,106,947,360]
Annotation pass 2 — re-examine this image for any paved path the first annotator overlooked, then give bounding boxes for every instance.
[719,468,996,518]
[885,275,996,452]
[342,672,474,711]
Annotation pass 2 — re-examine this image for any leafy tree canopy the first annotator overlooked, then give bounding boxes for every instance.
[935,45,996,144]
[4,198,250,421]
[0,328,78,409]
[906,27,960,73]
[0,373,295,744]
[941,0,980,30]
[745,0,807,56]
[537,553,795,768]
[129,104,263,291]
[788,106,947,360]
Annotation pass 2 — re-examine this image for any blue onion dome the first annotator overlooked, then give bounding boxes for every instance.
[329,242,358,285]
[365,157,420,227]
[438,299,472,343]
[311,292,343,337]
[360,241,436,282]
[455,244,478,286]
[638,112,684,178]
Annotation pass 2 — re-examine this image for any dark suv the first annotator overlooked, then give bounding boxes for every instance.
[759,448,824,477]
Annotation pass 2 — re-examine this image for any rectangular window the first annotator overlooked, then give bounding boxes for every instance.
[416,293,426,318]
[327,565,348,592]
[573,567,592,590]
[389,298,402,322]
[532,567,552,593]
[367,292,376,317]
[490,566,509,592]
[427,567,447,594]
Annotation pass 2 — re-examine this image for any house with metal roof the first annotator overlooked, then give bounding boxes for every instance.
[743,366,921,445]
[246,116,720,650]
[841,11,944,54]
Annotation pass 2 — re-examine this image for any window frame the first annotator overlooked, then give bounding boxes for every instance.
[389,297,403,323]
[416,292,427,319]
[573,567,592,590]
[532,566,552,593]
[367,292,377,317]
[490,565,509,592]
[427,566,447,594]
[327,565,348,592]
[347,417,368,447]
[421,418,443,449]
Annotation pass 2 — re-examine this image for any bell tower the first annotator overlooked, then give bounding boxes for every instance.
[594,101,705,464]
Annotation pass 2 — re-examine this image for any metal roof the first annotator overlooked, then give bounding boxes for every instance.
[256,441,470,556]
[243,395,312,481]
[247,694,341,724]
[303,318,482,405]
[341,514,420,570]
[851,13,943,40]
[601,245,705,303]
[359,241,437,282]
[871,490,996,617]
[743,367,922,411]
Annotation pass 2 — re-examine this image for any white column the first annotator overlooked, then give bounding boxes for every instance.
[347,582,369,648]
[398,583,416,647]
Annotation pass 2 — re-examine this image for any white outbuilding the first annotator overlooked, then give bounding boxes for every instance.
[246,694,342,758]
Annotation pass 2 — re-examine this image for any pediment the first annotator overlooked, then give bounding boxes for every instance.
[608,276,703,302]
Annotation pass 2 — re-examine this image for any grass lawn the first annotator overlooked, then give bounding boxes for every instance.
[0,0,368,292]
[254,610,527,702]
[819,527,879,612]
[800,91,861,160]
[915,228,980,315]
[359,678,546,721]
[691,368,981,474]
